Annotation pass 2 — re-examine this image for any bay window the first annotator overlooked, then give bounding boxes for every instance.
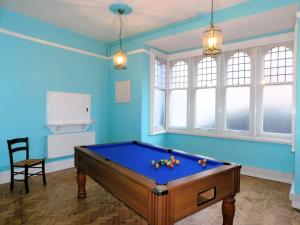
[150,41,294,143]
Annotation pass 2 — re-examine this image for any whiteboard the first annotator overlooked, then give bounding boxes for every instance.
[47,91,91,124]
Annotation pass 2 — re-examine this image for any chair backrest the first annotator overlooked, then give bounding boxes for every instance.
[7,137,29,166]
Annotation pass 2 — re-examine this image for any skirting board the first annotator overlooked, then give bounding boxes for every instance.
[0,159,293,185]
[289,183,300,210]
[0,158,74,185]
[241,166,293,184]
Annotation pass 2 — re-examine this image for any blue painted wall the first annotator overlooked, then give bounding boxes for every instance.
[166,134,294,173]
[107,53,166,146]
[107,54,143,142]
[0,9,108,171]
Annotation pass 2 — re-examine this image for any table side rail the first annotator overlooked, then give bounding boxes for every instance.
[75,147,155,220]
[169,166,241,222]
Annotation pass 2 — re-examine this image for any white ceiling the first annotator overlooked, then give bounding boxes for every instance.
[0,0,247,42]
[147,4,298,53]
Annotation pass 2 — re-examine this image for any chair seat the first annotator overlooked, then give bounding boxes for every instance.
[14,159,43,167]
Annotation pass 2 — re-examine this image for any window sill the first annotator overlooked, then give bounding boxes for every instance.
[149,130,167,135]
[166,129,292,145]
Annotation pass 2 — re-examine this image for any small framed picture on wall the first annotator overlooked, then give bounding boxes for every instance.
[115,80,131,103]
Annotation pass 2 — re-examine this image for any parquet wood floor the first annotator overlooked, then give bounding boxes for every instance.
[0,168,299,225]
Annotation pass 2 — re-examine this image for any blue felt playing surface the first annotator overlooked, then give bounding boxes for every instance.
[87,142,224,185]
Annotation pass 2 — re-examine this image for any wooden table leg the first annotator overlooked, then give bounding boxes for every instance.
[222,196,235,225]
[77,170,86,198]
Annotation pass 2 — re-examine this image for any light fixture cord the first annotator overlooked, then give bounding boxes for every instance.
[210,0,214,26]
[118,11,124,50]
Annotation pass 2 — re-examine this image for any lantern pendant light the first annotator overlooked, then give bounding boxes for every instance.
[113,8,127,69]
[203,0,222,55]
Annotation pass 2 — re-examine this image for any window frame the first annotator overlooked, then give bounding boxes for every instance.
[223,48,256,136]
[149,35,294,144]
[167,59,190,130]
[150,49,168,135]
[193,55,219,132]
[256,42,294,140]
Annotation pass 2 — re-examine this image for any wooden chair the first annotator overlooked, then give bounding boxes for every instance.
[7,137,46,193]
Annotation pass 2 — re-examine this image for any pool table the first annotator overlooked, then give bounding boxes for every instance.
[75,141,241,225]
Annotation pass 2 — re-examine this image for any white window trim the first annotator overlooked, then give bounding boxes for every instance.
[167,58,190,129]
[149,32,295,145]
[257,43,294,140]
[150,49,168,135]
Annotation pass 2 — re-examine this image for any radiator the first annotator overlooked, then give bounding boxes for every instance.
[47,131,95,158]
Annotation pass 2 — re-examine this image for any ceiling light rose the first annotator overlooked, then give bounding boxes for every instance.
[114,8,127,69]
[203,0,222,55]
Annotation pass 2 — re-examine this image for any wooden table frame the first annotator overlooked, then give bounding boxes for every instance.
[75,144,241,225]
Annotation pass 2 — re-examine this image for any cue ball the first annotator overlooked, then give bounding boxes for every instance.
[151,160,156,166]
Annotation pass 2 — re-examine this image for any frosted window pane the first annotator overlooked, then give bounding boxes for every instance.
[226,87,250,131]
[196,88,216,129]
[154,89,165,130]
[263,85,292,134]
[169,90,187,127]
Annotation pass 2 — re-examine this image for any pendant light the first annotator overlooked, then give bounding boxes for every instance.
[203,0,222,55]
[113,9,127,69]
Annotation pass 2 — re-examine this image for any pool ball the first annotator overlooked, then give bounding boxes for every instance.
[198,159,203,165]
[171,158,176,163]
[169,164,174,169]
[151,160,156,166]
[175,159,180,165]
[155,163,160,169]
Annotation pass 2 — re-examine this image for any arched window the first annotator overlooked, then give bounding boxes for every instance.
[169,60,188,128]
[195,57,217,129]
[226,51,251,131]
[262,46,293,134]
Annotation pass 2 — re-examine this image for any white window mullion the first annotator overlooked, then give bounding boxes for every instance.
[189,58,196,131]
[217,54,225,133]
[250,47,258,136]
[166,60,171,130]
[255,47,264,137]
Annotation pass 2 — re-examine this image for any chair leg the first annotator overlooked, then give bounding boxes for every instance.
[42,161,46,185]
[24,166,29,193]
[10,168,14,190]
